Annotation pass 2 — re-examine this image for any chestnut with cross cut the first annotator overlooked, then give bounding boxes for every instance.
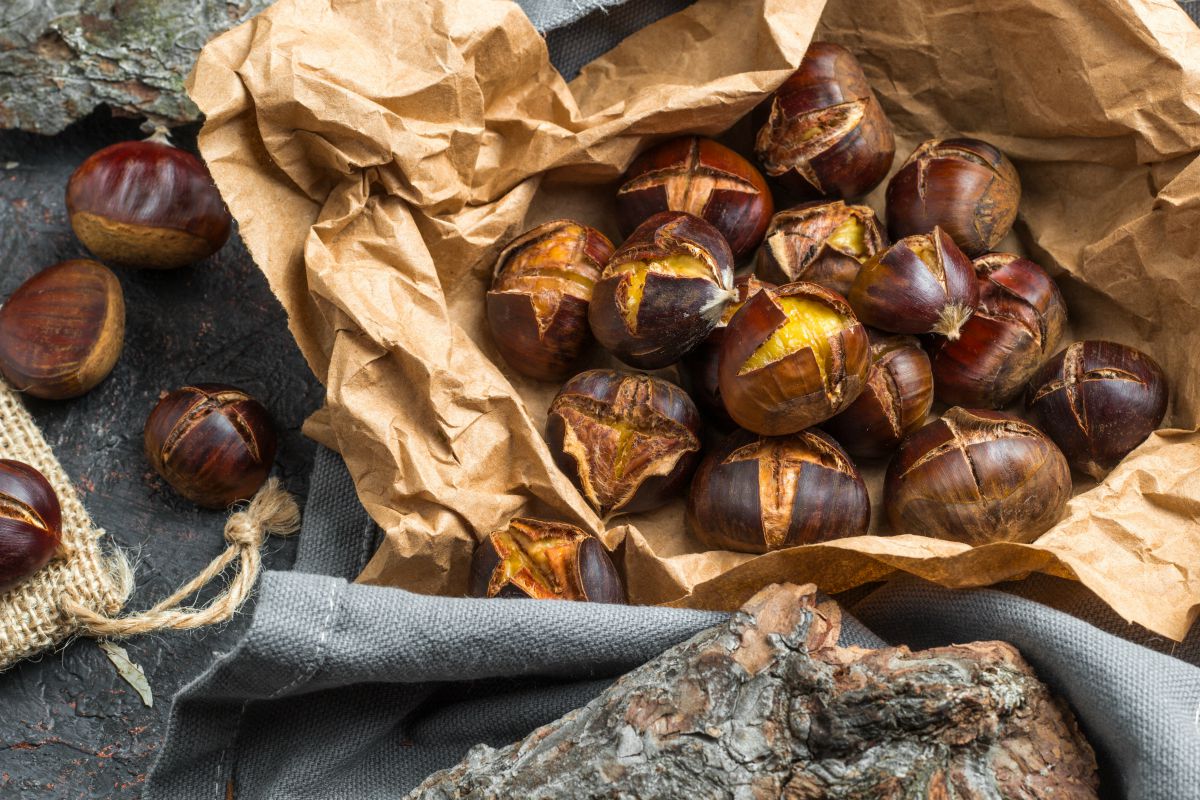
[468,517,624,603]
[754,42,895,201]
[931,253,1066,408]
[589,211,735,370]
[0,460,62,593]
[144,384,277,509]
[755,200,886,296]
[546,370,702,518]
[884,407,1071,545]
[1026,341,1168,479]
[886,138,1021,256]
[718,282,869,436]
[687,428,869,554]
[486,219,613,381]
[616,136,773,259]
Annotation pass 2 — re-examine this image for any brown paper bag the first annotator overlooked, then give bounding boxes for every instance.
[188,0,1200,640]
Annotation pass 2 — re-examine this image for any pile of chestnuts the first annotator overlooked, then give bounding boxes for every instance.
[475,41,1171,603]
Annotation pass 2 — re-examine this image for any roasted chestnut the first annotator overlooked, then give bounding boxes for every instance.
[681,274,774,428]
[717,282,869,436]
[931,253,1066,408]
[0,260,124,400]
[754,42,895,200]
[486,220,613,381]
[616,136,773,259]
[0,460,61,593]
[755,200,886,296]
[823,333,933,458]
[144,384,277,509]
[847,227,979,340]
[886,138,1021,256]
[687,428,869,554]
[589,211,735,369]
[884,407,1071,545]
[1027,341,1168,479]
[66,133,232,269]
[468,517,624,603]
[546,369,701,517]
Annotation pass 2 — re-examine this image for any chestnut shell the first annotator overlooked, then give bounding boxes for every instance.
[0,459,62,594]
[468,518,624,603]
[755,200,886,296]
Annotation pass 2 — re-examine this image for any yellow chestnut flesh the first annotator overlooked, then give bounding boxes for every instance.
[612,254,713,330]
[740,296,850,379]
[825,215,867,258]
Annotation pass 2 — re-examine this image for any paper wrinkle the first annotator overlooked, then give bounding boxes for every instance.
[191,0,1200,640]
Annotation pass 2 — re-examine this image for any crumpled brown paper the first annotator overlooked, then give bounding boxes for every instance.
[189,0,1200,640]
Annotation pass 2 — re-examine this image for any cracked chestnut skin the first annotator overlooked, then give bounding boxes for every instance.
[616,136,773,259]
[823,332,933,459]
[546,369,702,517]
[884,407,1071,545]
[486,220,613,381]
[67,138,232,269]
[1026,341,1167,479]
[847,227,979,340]
[931,253,1066,409]
[468,518,624,603]
[687,428,868,554]
[886,138,1021,256]
[144,383,277,509]
[589,211,735,370]
[755,200,886,296]
[754,42,895,201]
[717,281,870,436]
[0,460,62,593]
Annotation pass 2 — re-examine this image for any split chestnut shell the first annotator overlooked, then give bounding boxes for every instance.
[0,460,62,593]
[756,200,886,297]
[468,518,624,603]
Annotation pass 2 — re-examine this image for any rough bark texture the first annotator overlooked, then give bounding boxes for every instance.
[0,1,270,134]
[408,584,1099,799]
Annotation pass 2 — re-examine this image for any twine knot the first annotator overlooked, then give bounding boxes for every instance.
[224,478,301,548]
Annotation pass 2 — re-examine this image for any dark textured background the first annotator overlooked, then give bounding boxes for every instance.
[0,110,323,797]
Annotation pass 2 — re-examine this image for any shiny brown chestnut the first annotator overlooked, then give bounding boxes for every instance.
[486,220,613,381]
[616,136,773,259]
[823,333,933,458]
[884,407,1071,545]
[589,211,735,369]
[847,227,979,340]
[546,369,701,517]
[66,133,232,269]
[468,518,624,603]
[886,138,1021,256]
[754,42,895,200]
[144,384,277,509]
[0,260,125,400]
[1026,341,1168,479]
[687,428,869,554]
[755,200,886,296]
[717,282,870,436]
[931,253,1066,409]
[0,460,62,593]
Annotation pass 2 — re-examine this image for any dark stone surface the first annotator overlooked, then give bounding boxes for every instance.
[0,110,323,796]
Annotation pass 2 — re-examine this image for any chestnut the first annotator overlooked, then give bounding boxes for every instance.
[616,136,773,259]
[755,200,886,296]
[930,253,1066,409]
[486,220,613,381]
[886,138,1021,256]
[884,407,1071,545]
[589,211,735,369]
[717,282,869,436]
[846,227,979,340]
[1027,341,1168,479]
[0,260,125,400]
[468,517,624,603]
[823,333,933,458]
[754,42,895,200]
[546,369,701,517]
[144,384,277,509]
[66,133,232,269]
[687,428,869,554]
[681,274,774,428]
[0,460,62,594]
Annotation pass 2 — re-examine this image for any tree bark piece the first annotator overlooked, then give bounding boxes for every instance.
[408,583,1099,799]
